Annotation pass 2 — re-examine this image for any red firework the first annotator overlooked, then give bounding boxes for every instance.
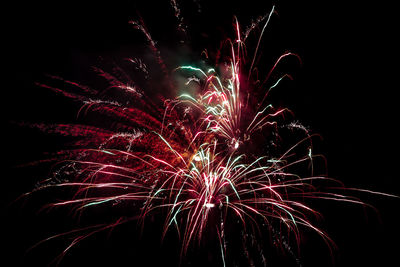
[16,3,397,267]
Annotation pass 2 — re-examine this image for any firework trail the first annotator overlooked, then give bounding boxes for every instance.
[17,2,398,266]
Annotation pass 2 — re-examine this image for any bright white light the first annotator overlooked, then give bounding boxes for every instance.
[204,203,215,208]
[234,141,239,149]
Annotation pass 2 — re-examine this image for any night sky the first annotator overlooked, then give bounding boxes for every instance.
[4,1,400,266]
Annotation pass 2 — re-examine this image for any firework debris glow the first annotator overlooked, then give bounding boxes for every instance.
[10,1,399,266]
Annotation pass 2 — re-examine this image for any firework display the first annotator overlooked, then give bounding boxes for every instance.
[8,1,399,267]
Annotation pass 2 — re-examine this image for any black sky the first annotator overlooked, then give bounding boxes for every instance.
[4,1,400,266]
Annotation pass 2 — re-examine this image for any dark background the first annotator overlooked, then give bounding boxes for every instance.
[4,0,399,266]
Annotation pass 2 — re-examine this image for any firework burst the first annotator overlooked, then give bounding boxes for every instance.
[15,2,398,267]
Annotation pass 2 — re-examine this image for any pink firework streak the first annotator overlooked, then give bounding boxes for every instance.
[20,4,397,267]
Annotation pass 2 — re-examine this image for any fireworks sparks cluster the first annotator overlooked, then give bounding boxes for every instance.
[21,3,390,266]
